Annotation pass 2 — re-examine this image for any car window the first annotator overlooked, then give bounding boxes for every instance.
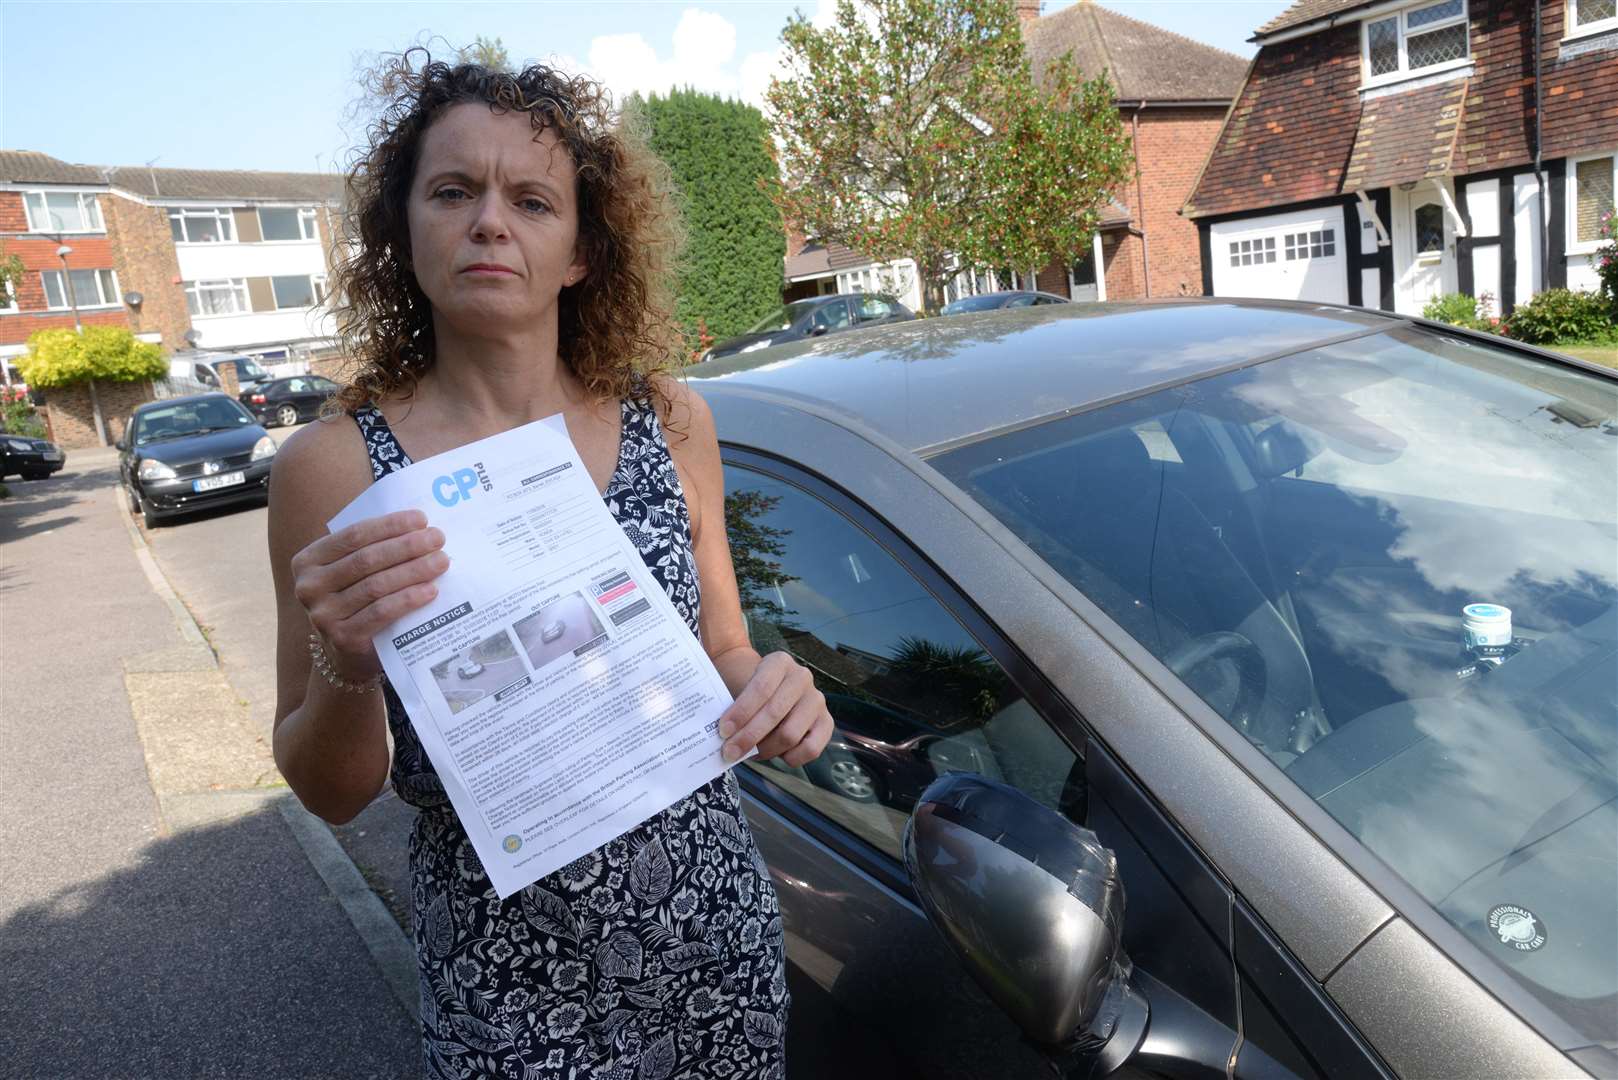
[286,377,309,392]
[724,463,1079,861]
[310,377,337,392]
[1005,295,1035,307]
[1034,295,1065,305]
[855,295,894,322]
[194,365,217,385]
[811,301,851,331]
[934,326,1618,1045]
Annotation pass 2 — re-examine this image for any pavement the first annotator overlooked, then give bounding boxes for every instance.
[0,444,419,1078]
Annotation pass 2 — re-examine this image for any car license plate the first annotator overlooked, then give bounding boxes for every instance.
[193,471,245,492]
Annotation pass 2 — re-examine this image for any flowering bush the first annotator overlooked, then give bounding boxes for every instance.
[1504,288,1618,345]
[1595,208,1618,315]
[0,385,45,438]
[1421,292,1507,336]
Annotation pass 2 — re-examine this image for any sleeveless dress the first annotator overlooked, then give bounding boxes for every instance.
[352,398,789,1080]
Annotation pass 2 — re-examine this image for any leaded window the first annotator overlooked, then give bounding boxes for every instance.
[1364,0,1470,82]
[1574,156,1615,246]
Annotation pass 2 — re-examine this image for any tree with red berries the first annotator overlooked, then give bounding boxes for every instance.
[765,0,1131,313]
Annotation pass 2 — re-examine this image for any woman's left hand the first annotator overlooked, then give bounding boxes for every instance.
[717,651,832,766]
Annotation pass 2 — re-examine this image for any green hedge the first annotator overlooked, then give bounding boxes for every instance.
[1422,289,1617,346]
[639,90,786,355]
[17,326,166,388]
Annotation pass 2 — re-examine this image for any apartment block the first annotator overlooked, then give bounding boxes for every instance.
[0,150,344,376]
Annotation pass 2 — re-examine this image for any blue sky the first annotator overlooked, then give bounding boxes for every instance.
[1,1,1292,174]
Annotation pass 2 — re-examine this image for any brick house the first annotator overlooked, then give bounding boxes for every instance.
[1184,0,1618,316]
[1,150,343,379]
[781,1,1248,309]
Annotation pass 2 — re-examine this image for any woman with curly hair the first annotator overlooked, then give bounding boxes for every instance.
[268,52,828,1078]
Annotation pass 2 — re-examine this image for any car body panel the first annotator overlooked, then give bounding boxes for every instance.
[241,375,337,425]
[696,302,1610,1077]
[1326,918,1582,1078]
[694,300,1392,453]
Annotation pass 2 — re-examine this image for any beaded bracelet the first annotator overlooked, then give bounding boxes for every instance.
[308,632,383,694]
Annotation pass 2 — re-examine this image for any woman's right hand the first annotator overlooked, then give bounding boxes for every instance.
[290,508,449,681]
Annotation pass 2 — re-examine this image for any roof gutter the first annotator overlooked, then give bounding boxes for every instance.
[1112,99,1235,109]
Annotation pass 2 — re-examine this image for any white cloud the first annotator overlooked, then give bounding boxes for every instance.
[579,1,844,110]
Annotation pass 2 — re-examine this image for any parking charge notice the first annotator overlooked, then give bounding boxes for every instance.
[329,414,738,899]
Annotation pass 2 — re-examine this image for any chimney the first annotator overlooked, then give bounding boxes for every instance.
[1016,0,1041,23]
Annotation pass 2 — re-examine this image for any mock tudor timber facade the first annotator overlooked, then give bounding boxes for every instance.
[1185,0,1618,316]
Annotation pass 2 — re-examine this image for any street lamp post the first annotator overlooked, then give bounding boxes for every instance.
[57,243,108,446]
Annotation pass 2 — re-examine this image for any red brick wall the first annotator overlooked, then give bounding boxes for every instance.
[1456,0,1536,173]
[1540,0,1618,160]
[40,376,156,449]
[0,192,131,346]
[106,196,190,351]
[1131,107,1229,296]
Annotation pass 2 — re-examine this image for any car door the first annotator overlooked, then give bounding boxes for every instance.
[721,451,1247,1080]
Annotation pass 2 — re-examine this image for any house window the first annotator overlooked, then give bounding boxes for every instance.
[168,207,237,244]
[184,278,250,316]
[23,191,104,233]
[1415,203,1446,255]
[42,269,119,309]
[0,276,17,313]
[1229,237,1277,267]
[1570,153,1616,252]
[1284,229,1337,260]
[271,274,323,309]
[1364,0,1469,82]
[258,206,319,242]
[1569,0,1618,35]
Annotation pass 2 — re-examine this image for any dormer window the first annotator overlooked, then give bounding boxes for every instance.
[1364,0,1469,84]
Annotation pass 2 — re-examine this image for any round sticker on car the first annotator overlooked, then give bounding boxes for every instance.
[1487,904,1546,952]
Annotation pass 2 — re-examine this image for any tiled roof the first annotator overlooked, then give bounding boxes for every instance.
[784,242,833,280]
[104,165,343,203]
[1183,22,1365,218]
[1254,0,1378,39]
[0,150,109,185]
[1024,2,1248,102]
[0,149,341,202]
[1343,78,1469,191]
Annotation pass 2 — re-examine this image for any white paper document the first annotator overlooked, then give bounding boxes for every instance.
[329,415,736,898]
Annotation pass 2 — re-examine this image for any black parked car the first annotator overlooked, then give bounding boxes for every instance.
[240,374,339,428]
[694,300,1618,1079]
[118,393,277,526]
[703,293,914,362]
[0,428,65,481]
[940,290,1070,314]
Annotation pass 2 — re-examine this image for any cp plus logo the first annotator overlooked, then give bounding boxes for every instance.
[432,462,492,507]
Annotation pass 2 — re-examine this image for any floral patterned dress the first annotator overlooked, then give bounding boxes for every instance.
[351,398,789,1080]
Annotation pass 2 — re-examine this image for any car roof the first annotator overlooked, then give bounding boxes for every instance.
[133,392,237,412]
[690,299,1399,454]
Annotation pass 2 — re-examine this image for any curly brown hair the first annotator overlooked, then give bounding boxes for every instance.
[329,50,683,414]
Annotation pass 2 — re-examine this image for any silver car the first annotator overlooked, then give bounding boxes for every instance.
[691,300,1617,1079]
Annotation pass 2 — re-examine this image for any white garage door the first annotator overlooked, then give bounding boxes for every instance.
[1210,207,1349,305]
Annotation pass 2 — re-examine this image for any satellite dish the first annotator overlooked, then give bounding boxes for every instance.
[124,290,144,308]
[183,328,202,345]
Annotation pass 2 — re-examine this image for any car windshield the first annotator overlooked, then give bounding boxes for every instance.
[233,359,268,380]
[942,294,1012,314]
[935,325,1617,1042]
[746,299,818,334]
[134,398,255,444]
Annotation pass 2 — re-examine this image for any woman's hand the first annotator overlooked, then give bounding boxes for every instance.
[290,508,449,680]
[717,651,833,766]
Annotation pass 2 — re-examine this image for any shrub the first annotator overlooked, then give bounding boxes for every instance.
[1,385,46,438]
[1504,288,1618,345]
[1595,209,1617,313]
[1422,292,1498,333]
[17,326,166,388]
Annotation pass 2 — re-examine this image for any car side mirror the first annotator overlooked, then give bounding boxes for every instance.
[903,773,1147,1077]
[115,433,127,451]
[809,325,828,337]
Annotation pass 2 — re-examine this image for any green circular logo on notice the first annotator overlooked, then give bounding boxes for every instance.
[502,834,522,854]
